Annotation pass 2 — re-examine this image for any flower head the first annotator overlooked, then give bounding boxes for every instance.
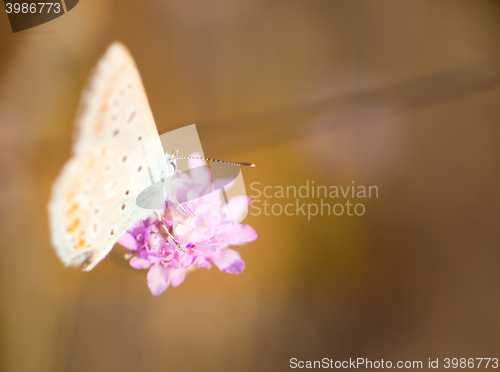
[118,154,257,296]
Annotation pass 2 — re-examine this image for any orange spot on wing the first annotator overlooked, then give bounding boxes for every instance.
[68,219,80,233]
[94,103,107,132]
[68,203,78,215]
[74,232,89,250]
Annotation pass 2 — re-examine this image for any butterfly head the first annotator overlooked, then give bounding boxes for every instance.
[165,149,179,173]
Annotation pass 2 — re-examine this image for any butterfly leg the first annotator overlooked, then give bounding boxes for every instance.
[154,210,187,253]
[167,182,195,218]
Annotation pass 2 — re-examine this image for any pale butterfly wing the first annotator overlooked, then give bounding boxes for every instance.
[73,42,167,182]
[49,42,168,271]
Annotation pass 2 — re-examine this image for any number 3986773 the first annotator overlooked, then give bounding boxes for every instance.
[5,3,61,14]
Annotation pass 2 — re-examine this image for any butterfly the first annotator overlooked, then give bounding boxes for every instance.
[49,42,254,272]
[48,42,173,270]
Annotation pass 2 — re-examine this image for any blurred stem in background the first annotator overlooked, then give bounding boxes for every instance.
[199,62,500,152]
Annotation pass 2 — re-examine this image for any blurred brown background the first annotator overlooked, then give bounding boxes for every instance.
[1,0,500,371]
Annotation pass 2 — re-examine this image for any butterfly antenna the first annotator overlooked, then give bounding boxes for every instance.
[154,211,187,253]
[176,156,255,167]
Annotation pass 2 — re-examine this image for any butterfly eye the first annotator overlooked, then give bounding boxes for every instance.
[113,129,119,137]
[122,155,127,163]
[136,234,143,241]
[137,135,142,142]
[110,228,115,236]
[137,166,143,172]
[124,189,130,196]
[121,204,126,210]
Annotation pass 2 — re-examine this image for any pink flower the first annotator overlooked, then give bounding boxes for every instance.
[118,154,257,296]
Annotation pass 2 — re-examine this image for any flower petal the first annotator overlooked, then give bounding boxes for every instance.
[118,233,139,250]
[197,257,212,269]
[188,152,212,186]
[219,224,258,245]
[222,195,250,223]
[213,249,245,274]
[130,256,152,270]
[147,263,171,296]
[179,252,196,267]
[188,152,206,168]
[169,268,187,287]
[195,244,219,257]
[190,166,211,187]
